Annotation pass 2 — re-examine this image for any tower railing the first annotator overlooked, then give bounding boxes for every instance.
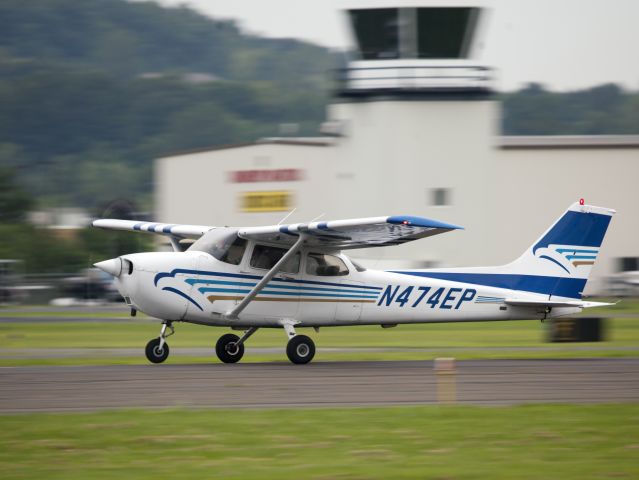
[335,64,493,97]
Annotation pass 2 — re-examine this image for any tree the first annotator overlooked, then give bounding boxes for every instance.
[0,167,33,223]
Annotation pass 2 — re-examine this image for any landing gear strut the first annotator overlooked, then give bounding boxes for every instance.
[145,321,174,364]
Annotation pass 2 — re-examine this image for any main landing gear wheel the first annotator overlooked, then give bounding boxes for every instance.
[216,333,245,363]
[286,335,315,364]
[145,338,170,364]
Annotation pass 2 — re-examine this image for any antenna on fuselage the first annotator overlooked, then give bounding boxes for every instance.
[277,208,297,226]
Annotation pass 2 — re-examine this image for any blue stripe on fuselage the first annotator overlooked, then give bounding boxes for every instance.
[198,287,378,299]
[161,286,203,311]
[185,278,378,296]
[154,268,383,291]
[390,271,586,299]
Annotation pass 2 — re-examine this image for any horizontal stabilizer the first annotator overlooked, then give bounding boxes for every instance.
[504,299,615,309]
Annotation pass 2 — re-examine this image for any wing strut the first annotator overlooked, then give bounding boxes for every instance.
[168,236,183,252]
[224,235,305,320]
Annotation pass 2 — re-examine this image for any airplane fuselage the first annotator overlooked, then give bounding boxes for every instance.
[117,249,579,328]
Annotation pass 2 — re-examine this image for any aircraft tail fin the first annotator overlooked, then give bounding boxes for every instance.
[389,202,615,300]
[506,202,615,298]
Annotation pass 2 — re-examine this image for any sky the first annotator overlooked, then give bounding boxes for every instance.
[153,0,639,91]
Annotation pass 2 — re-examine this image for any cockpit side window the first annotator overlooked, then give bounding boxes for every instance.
[250,244,300,273]
[306,253,349,276]
[188,229,247,265]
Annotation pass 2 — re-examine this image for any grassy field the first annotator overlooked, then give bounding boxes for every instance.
[0,299,637,365]
[2,306,637,478]
[1,404,637,480]
[1,314,638,365]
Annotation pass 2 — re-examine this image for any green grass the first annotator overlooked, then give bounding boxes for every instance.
[0,310,132,318]
[0,299,637,365]
[1,316,638,366]
[0,404,637,479]
[1,297,636,317]
[2,317,639,349]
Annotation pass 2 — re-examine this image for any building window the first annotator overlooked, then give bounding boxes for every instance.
[430,188,451,206]
[618,257,639,272]
[349,8,399,60]
[417,8,479,59]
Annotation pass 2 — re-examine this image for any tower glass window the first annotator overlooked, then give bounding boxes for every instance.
[348,7,480,60]
[349,8,399,60]
[417,8,479,59]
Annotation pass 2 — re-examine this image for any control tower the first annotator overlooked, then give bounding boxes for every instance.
[339,0,491,95]
[327,0,498,267]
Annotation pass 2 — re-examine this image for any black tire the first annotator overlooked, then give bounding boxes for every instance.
[216,333,245,363]
[286,335,315,364]
[145,338,169,364]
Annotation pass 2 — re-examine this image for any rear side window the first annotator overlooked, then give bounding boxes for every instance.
[306,253,349,276]
[250,245,300,273]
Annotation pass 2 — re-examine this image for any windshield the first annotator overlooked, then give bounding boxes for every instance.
[188,228,247,265]
[348,257,367,272]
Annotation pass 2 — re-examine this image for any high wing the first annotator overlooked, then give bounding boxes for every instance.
[92,215,462,249]
[92,219,212,239]
[238,215,463,250]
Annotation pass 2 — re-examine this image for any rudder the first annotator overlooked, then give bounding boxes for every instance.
[508,202,615,297]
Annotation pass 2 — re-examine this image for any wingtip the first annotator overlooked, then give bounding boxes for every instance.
[387,215,464,230]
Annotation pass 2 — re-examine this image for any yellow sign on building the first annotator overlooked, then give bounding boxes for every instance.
[241,191,292,212]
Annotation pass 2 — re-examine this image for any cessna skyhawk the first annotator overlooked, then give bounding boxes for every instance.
[93,201,614,364]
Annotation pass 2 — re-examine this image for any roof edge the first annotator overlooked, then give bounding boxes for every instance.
[158,137,334,160]
[499,135,639,150]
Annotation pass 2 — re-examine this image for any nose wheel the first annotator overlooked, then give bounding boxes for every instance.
[145,338,170,363]
[145,321,173,364]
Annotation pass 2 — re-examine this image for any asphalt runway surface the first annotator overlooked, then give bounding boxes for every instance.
[1,358,637,412]
[2,346,639,359]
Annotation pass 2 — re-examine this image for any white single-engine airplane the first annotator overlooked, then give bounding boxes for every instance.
[93,201,614,364]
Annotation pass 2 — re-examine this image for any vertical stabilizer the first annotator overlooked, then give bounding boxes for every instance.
[506,202,615,297]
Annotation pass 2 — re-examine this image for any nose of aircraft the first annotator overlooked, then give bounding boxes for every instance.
[94,258,122,277]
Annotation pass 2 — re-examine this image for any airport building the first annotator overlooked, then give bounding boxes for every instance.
[156,0,639,294]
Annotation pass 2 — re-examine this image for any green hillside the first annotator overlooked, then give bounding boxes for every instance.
[0,0,637,212]
[0,0,337,209]
[0,0,336,84]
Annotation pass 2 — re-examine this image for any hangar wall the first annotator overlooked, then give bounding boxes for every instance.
[156,140,333,227]
[493,143,639,293]
[155,0,639,295]
[156,117,639,294]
